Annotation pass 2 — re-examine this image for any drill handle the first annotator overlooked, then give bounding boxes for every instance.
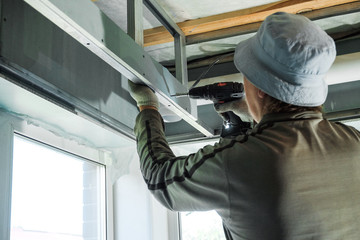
[220,111,241,125]
[220,111,251,137]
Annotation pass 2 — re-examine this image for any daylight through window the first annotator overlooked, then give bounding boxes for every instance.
[10,135,106,240]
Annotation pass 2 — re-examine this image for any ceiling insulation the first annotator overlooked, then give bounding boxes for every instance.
[147,11,360,64]
[93,0,281,30]
[93,0,360,65]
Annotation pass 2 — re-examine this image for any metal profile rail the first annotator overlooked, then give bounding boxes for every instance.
[143,0,184,37]
[23,0,214,137]
[143,0,188,85]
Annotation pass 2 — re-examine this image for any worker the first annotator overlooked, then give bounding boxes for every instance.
[128,12,360,239]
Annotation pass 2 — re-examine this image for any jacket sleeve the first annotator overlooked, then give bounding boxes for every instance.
[134,109,232,213]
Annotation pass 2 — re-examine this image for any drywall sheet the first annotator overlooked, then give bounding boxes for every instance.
[0,0,139,132]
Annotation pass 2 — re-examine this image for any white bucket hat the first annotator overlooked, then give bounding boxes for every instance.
[234,12,336,106]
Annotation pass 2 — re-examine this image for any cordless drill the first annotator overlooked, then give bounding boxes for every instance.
[188,82,251,137]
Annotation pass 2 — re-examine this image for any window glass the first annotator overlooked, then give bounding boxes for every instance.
[344,119,360,131]
[180,211,226,240]
[10,135,106,240]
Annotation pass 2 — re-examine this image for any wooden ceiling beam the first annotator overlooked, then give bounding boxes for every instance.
[187,1,360,45]
[170,28,360,71]
[144,0,360,47]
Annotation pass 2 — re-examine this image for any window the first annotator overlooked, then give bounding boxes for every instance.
[344,119,360,131]
[10,135,106,240]
[171,141,226,240]
[180,211,226,240]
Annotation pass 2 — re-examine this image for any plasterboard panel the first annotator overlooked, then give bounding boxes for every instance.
[0,75,133,149]
[2,0,217,139]
[23,0,217,136]
[0,0,139,132]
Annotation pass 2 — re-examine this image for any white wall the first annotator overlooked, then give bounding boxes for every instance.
[113,147,172,240]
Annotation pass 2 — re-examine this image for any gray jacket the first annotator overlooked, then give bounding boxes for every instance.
[134,109,360,240]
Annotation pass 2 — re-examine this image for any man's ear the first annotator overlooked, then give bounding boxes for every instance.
[257,89,266,99]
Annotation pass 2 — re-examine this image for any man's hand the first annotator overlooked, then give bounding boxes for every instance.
[214,98,253,123]
[128,80,159,111]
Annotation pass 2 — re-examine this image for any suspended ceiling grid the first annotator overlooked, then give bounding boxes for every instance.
[93,0,360,64]
[0,0,359,144]
[91,0,360,142]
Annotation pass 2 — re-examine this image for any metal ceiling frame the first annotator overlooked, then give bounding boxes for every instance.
[187,1,360,45]
[4,0,360,143]
[143,0,360,46]
[127,0,144,46]
[128,0,188,84]
[22,0,214,137]
[143,0,188,86]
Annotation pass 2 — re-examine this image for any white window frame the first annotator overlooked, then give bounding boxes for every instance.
[0,110,114,240]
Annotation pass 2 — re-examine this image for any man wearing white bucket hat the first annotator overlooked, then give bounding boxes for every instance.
[128,12,360,240]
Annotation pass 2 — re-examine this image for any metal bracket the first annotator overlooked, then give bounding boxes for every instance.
[128,0,144,47]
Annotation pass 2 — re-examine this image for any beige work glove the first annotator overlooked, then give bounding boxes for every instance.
[128,80,159,110]
[214,98,253,123]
